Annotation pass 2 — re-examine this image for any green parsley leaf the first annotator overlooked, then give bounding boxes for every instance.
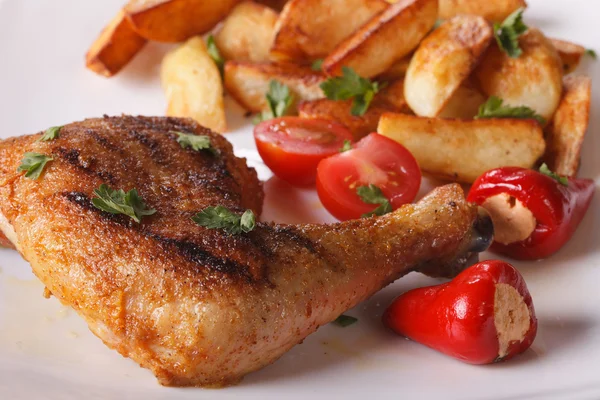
[333,314,358,327]
[539,163,568,186]
[493,7,528,58]
[39,126,62,142]
[585,48,597,60]
[357,184,393,218]
[206,35,225,76]
[476,96,545,124]
[432,19,444,30]
[192,206,256,235]
[339,140,353,153]
[92,184,156,223]
[254,80,294,123]
[311,58,324,71]
[174,132,217,155]
[17,152,53,180]
[320,66,383,116]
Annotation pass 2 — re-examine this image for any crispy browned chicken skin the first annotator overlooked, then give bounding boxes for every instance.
[0,116,492,387]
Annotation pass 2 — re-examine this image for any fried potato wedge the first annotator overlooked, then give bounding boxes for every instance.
[543,75,592,177]
[322,0,438,78]
[378,113,546,183]
[161,37,226,133]
[437,83,486,119]
[298,80,409,140]
[550,38,586,74]
[85,10,147,77]
[475,28,563,122]
[439,0,527,22]
[404,15,492,117]
[224,61,325,112]
[298,100,397,141]
[124,0,239,42]
[215,1,278,62]
[377,54,412,81]
[269,0,387,63]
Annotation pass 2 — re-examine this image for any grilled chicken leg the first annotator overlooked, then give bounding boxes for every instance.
[0,116,492,387]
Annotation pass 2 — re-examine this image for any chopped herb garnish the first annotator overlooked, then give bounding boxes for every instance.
[476,96,545,124]
[585,48,597,60]
[254,80,294,124]
[493,7,528,58]
[432,19,444,30]
[174,132,216,155]
[539,163,568,186]
[17,152,53,180]
[206,35,224,76]
[320,66,384,116]
[333,314,358,327]
[92,184,156,223]
[357,184,392,218]
[339,140,353,153]
[192,206,256,235]
[311,58,324,71]
[39,126,62,142]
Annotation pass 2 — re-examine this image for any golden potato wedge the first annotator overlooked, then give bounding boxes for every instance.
[377,54,412,81]
[85,9,147,77]
[439,0,527,22]
[256,0,289,10]
[297,80,409,140]
[214,1,278,63]
[550,38,586,74]
[437,83,486,119]
[298,99,397,141]
[378,113,546,183]
[322,0,438,78]
[161,37,226,133]
[124,0,239,43]
[269,0,388,63]
[475,28,563,122]
[543,75,592,177]
[224,61,326,112]
[404,15,492,117]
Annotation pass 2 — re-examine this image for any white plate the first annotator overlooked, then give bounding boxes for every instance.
[0,1,599,399]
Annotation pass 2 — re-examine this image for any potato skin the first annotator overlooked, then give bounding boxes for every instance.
[322,0,438,78]
[475,28,564,122]
[378,113,546,183]
[215,1,279,63]
[224,61,326,112]
[124,0,240,43]
[439,0,527,22]
[161,37,227,133]
[550,38,586,74]
[404,15,492,117]
[543,75,592,177]
[269,0,388,63]
[85,9,147,77]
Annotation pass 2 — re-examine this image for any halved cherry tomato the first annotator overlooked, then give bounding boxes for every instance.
[316,133,421,220]
[254,117,353,186]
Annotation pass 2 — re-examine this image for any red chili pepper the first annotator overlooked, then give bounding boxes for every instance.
[467,166,594,260]
[383,260,537,364]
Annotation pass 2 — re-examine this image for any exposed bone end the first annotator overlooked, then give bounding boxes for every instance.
[494,283,531,358]
[481,193,536,245]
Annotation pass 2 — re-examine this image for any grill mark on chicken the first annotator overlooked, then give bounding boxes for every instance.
[63,190,264,281]
[55,146,117,185]
[0,116,493,387]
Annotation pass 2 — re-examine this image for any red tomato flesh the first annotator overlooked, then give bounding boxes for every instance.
[316,133,421,221]
[254,117,353,186]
